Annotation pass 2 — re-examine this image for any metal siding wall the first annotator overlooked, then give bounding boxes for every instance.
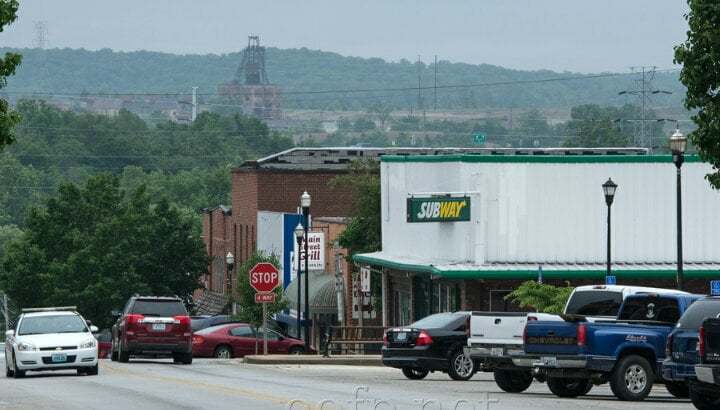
[383,159,720,265]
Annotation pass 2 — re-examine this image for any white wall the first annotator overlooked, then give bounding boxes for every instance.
[382,158,720,265]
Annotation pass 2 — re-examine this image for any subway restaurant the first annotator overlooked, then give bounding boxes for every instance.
[354,153,720,327]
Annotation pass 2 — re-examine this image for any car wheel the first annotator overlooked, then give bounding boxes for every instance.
[288,346,305,355]
[118,340,130,363]
[214,345,233,359]
[493,368,533,393]
[12,352,25,379]
[5,356,14,378]
[665,381,689,398]
[401,367,429,380]
[609,355,653,401]
[689,382,720,410]
[177,352,192,365]
[86,364,99,376]
[448,350,475,381]
[546,376,593,397]
[110,338,118,361]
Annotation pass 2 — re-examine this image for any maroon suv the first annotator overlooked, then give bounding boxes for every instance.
[110,296,193,364]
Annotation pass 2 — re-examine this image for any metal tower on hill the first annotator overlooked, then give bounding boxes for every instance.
[235,36,269,85]
[618,66,671,149]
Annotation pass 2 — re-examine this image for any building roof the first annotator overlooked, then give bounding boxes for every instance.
[202,205,231,214]
[354,251,720,280]
[238,147,650,171]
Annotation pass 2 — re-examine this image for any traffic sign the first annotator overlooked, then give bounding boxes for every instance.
[711,280,720,296]
[605,276,617,285]
[473,133,486,143]
[255,293,276,303]
[249,263,280,293]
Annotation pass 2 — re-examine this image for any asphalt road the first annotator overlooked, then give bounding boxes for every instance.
[0,355,697,410]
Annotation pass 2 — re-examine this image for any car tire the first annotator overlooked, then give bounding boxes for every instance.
[546,376,593,397]
[110,337,118,361]
[664,381,689,398]
[180,352,193,365]
[288,346,305,355]
[448,350,475,381]
[5,357,14,378]
[689,382,720,410]
[12,353,25,379]
[214,345,233,359]
[118,341,130,363]
[86,364,99,376]
[493,368,533,393]
[609,355,653,401]
[402,367,429,380]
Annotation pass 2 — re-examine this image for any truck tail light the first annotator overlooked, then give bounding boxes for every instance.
[416,330,433,346]
[126,314,144,325]
[699,326,705,360]
[383,333,388,346]
[665,333,674,357]
[577,324,587,347]
[466,315,471,339]
[523,324,528,345]
[173,315,191,326]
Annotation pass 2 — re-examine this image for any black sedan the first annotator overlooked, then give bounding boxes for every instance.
[381,311,475,380]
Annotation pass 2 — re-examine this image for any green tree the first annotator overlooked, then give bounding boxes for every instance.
[562,104,631,148]
[367,102,392,130]
[504,281,574,314]
[0,173,208,328]
[675,0,720,188]
[0,0,21,151]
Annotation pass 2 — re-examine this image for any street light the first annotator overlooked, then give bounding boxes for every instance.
[602,178,617,279]
[226,252,235,314]
[300,191,311,353]
[294,222,304,340]
[669,128,687,290]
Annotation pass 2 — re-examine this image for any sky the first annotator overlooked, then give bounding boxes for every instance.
[1,0,691,74]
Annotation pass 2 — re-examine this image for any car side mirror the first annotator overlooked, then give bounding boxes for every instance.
[89,325,99,333]
[111,310,120,318]
[5,329,14,338]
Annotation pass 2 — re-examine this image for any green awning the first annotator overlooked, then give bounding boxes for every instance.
[283,273,337,314]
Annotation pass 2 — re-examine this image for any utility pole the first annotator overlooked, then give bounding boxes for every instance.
[3,293,9,333]
[334,241,344,325]
[434,55,437,111]
[33,21,49,98]
[191,86,198,121]
[618,66,672,149]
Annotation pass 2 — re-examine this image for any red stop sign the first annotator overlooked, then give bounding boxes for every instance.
[249,263,280,293]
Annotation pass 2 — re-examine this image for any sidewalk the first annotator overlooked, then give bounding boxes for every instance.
[243,354,383,366]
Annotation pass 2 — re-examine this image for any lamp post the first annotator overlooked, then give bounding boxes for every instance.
[294,223,304,340]
[225,252,235,314]
[669,128,687,290]
[300,191,311,353]
[602,179,617,278]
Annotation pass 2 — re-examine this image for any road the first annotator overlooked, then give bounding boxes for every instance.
[0,356,696,410]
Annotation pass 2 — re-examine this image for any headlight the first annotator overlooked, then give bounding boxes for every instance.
[80,339,96,349]
[17,342,37,351]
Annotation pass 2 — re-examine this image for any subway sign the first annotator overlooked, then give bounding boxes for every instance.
[407,197,471,223]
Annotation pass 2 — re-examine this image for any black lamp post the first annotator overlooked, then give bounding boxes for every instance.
[669,128,687,290]
[294,222,304,340]
[602,178,617,278]
[300,191,311,353]
[225,252,234,314]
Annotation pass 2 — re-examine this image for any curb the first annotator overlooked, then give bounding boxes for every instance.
[242,354,383,366]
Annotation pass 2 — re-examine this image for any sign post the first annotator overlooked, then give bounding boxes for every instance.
[249,263,280,355]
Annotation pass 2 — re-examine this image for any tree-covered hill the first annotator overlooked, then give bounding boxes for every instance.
[0,47,684,110]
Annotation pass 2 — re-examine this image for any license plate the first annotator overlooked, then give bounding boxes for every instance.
[51,353,67,363]
[152,323,166,331]
[491,347,504,357]
[395,332,407,341]
[541,356,557,367]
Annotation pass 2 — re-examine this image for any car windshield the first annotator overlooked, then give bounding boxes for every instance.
[18,314,88,335]
[564,291,623,316]
[676,300,720,329]
[410,313,463,329]
[131,300,187,317]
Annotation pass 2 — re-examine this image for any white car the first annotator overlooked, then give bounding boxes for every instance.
[4,306,99,378]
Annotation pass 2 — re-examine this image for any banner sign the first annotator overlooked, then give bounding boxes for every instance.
[294,232,325,271]
[407,197,471,223]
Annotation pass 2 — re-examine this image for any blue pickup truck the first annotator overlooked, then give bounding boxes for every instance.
[513,292,702,401]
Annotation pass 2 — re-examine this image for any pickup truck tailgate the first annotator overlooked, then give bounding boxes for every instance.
[469,312,526,345]
[523,320,579,355]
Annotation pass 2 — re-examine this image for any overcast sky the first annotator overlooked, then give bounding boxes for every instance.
[2,0,690,73]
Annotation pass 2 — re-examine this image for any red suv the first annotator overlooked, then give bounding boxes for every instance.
[110,296,193,364]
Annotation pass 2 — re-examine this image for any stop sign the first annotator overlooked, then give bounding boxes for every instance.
[249,263,280,293]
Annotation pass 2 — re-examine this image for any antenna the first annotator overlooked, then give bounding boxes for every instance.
[33,21,49,97]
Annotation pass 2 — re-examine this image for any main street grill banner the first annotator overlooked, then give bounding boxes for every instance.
[407,196,471,222]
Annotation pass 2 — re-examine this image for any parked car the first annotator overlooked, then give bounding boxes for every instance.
[515,292,703,401]
[5,306,99,378]
[110,295,193,364]
[691,317,720,409]
[382,311,475,381]
[192,323,307,358]
[662,296,720,398]
[93,331,112,359]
